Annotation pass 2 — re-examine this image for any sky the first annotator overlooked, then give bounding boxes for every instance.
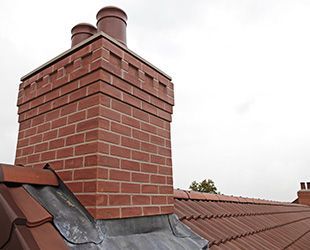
[0,0,310,201]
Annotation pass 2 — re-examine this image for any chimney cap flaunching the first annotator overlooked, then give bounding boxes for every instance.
[15,6,175,220]
[96,6,128,45]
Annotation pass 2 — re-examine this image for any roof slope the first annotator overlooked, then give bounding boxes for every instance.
[174,190,310,249]
[0,164,207,250]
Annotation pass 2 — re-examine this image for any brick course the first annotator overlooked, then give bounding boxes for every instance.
[15,34,174,219]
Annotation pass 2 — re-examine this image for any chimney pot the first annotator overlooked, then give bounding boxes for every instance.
[96,6,127,45]
[301,182,306,190]
[307,182,310,190]
[71,23,97,47]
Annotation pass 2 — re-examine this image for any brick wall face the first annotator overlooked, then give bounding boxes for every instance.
[15,36,174,219]
[298,191,310,206]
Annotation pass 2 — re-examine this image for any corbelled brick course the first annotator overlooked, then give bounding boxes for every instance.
[15,33,174,219]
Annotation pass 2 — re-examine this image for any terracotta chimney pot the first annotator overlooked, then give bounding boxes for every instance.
[301,182,306,190]
[71,23,97,47]
[96,6,127,45]
[307,182,310,190]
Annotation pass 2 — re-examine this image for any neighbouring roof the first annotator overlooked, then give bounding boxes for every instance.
[174,189,310,249]
[0,164,207,250]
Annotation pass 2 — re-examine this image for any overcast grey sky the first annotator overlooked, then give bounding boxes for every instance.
[1,0,310,201]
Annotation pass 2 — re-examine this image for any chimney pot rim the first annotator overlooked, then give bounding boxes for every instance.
[71,23,97,35]
[96,6,128,22]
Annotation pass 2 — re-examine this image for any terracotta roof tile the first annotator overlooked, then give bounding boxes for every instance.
[8,186,52,227]
[0,164,58,186]
[174,189,310,249]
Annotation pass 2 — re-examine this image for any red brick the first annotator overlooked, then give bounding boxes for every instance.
[100,106,121,122]
[49,160,64,170]
[142,184,158,194]
[37,123,51,133]
[85,130,98,142]
[29,134,43,144]
[57,170,73,181]
[101,81,122,99]
[57,147,74,158]
[111,122,131,136]
[160,205,174,214]
[141,123,157,134]
[132,195,150,205]
[51,117,67,129]
[111,99,131,115]
[133,108,149,122]
[150,135,165,146]
[65,157,83,169]
[60,102,78,116]
[98,130,120,144]
[66,134,85,146]
[27,154,40,164]
[150,175,166,184]
[49,138,65,149]
[74,168,97,180]
[96,208,120,219]
[158,166,172,175]
[110,169,130,181]
[68,110,86,123]
[150,115,164,128]
[141,142,157,154]
[122,115,140,129]
[84,181,96,192]
[66,182,83,192]
[143,206,160,216]
[110,145,130,158]
[75,142,97,155]
[98,142,109,154]
[121,207,142,218]
[121,183,140,193]
[32,115,45,126]
[84,155,98,166]
[43,130,57,141]
[132,173,150,183]
[121,160,140,171]
[41,150,56,161]
[96,155,118,169]
[17,138,29,148]
[34,142,49,153]
[121,137,140,150]
[109,195,130,206]
[141,163,158,173]
[59,124,76,137]
[24,127,37,137]
[151,196,167,205]
[159,185,173,194]
[78,94,100,110]
[22,146,34,155]
[77,118,98,132]
[98,181,120,193]
[123,93,141,108]
[151,155,165,165]
[76,194,96,206]
[132,129,149,142]
[132,151,149,162]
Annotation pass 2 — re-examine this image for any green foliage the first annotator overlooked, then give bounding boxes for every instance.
[189,179,219,194]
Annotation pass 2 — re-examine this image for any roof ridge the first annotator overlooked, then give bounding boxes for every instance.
[180,208,310,221]
[174,189,305,206]
[210,215,310,247]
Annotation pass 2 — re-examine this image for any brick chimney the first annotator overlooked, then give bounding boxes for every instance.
[297,182,310,206]
[15,6,174,219]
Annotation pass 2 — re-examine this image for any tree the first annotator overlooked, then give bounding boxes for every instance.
[189,179,219,194]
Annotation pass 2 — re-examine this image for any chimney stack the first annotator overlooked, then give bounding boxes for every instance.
[15,6,174,220]
[96,6,127,45]
[71,23,97,47]
[297,182,310,206]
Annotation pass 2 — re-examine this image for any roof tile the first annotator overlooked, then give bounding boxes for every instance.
[174,189,310,249]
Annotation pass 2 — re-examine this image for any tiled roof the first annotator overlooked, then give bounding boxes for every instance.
[0,165,67,249]
[174,189,310,249]
[0,164,207,249]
